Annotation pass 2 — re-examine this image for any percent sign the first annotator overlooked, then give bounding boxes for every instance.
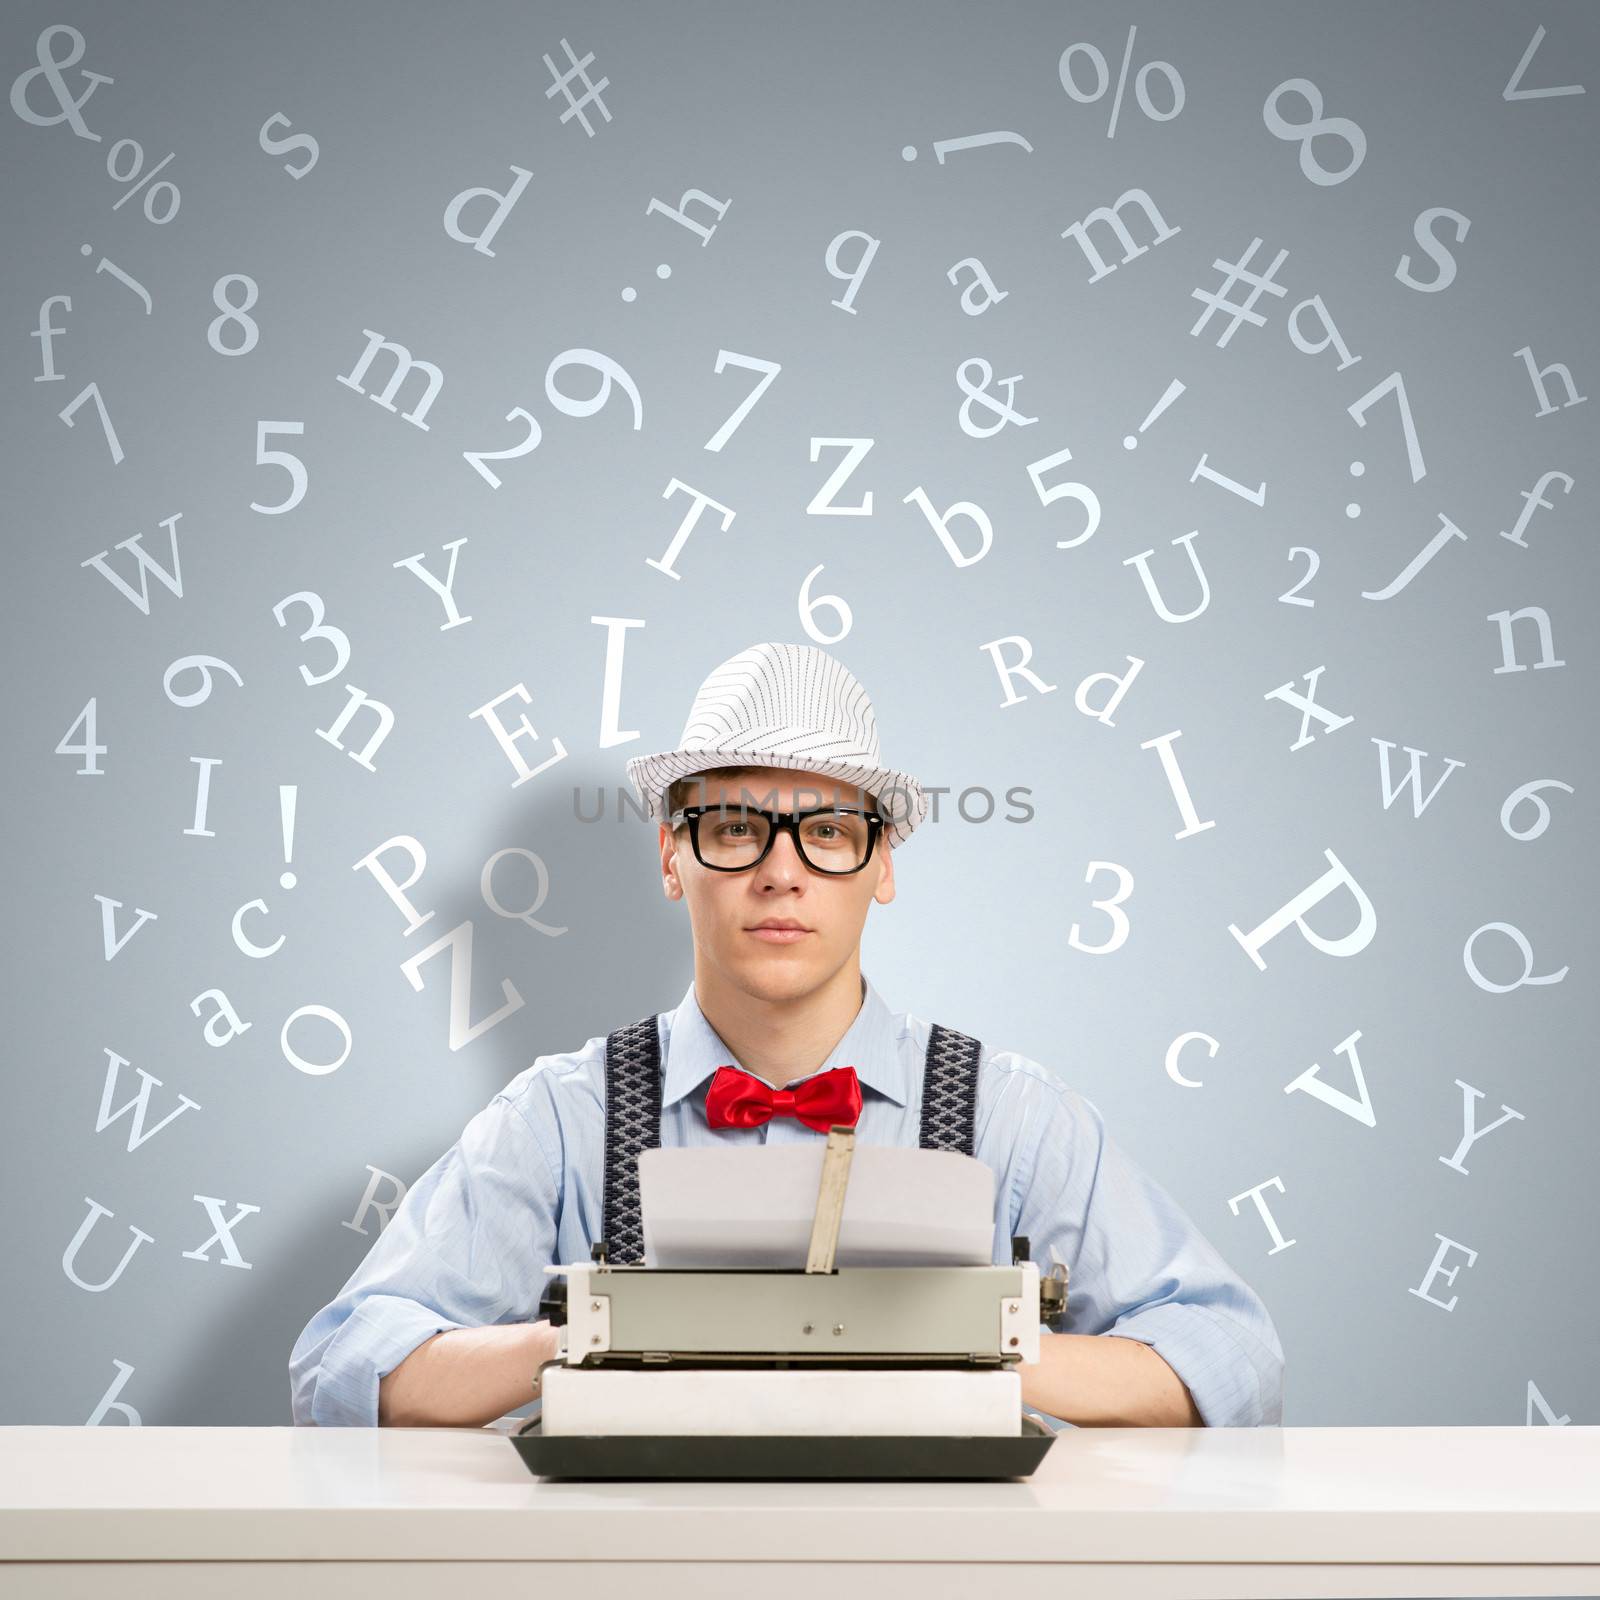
[1059,25,1185,138]
[105,137,181,223]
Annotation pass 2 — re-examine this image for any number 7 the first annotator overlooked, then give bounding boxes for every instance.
[1347,371,1425,483]
[705,349,781,452]
[58,381,125,465]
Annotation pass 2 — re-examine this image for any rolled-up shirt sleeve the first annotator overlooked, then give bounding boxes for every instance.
[1011,1076,1285,1428]
[289,1090,560,1427]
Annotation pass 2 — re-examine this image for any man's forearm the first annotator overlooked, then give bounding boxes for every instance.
[375,1322,1199,1430]
[378,1320,560,1427]
[1018,1332,1204,1427]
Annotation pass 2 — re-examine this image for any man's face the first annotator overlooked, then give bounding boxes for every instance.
[658,768,896,1000]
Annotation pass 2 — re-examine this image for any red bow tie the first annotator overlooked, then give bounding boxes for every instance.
[704,1063,863,1133]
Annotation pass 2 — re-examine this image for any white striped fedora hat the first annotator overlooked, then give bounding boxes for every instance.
[625,641,928,849]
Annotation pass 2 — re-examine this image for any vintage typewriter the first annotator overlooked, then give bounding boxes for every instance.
[511,1127,1068,1480]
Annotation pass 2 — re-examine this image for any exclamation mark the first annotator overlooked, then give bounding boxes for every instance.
[1123,379,1187,449]
[279,785,297,889]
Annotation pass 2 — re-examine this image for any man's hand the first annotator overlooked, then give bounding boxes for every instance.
[1017,1331,1204,1427]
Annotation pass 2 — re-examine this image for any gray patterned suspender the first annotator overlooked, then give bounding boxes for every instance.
[918,1023,983,1156]
[600,1016,664,1266]
[601,1015,983,1263]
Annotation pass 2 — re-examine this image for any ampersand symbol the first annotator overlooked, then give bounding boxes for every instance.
[956,357,1038,439]
[9,25,114,141]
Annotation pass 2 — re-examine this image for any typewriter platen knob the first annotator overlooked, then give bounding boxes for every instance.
[1014,1236,1069,1331]
[538,1275,568,1327]
[1039,1262,1069,1332]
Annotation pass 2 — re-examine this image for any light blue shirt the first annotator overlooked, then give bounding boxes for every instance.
[290,973,1285,1429]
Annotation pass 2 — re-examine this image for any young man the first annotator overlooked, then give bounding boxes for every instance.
[290,641,1285,1430]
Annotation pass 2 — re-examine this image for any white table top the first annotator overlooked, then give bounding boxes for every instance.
[1,1424,1596,1566]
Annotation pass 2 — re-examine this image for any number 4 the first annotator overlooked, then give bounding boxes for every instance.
[57,698,108,775]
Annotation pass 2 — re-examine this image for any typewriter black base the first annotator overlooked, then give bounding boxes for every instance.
[510,1413,1057,1480]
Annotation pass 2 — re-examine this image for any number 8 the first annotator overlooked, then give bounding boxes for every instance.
[1262,77,1367,187]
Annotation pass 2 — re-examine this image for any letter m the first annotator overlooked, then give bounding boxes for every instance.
[336,328,444,430]
[1060,189,1180,284]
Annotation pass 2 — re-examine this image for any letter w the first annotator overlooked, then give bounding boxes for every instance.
[95,1048,201,1151]
[1372,738,1466,818]
[79,514,184,614]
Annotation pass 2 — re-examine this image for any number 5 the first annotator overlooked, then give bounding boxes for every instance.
[1025,444,1102,549]
[252,421,307,514]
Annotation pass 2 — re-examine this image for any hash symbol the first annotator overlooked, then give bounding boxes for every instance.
[543,37,612,136]
[1189,237,1289,347]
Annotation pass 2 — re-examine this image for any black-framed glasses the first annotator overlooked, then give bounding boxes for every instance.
[667,804,883,875]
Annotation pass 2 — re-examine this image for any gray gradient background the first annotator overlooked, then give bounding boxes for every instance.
[3,0,1595,1435]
